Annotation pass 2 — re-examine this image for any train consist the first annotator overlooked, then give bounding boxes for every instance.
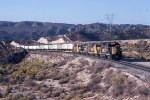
[17,41,122,60]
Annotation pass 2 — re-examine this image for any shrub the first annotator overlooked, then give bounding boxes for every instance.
[103,69,114,84]
[71,96,82,100]
[4,86,12,96]
[35,71,46,81]
[46,91,52,98]
[111,73,128,98]
[0,92,3,98]
[36,83,52,93]
[48,63,57,68]
[123,79,137,97]
[24,78,36,87]
[51,91,60,97]
[138,85,150,96]
[64,95,73,100]
[56,60,67,67]
[70,84,82,91]
[79,59,89,67]
[40,86,50,93]
[112,73,127,87]
[59,77,70,84]
[51,71,69,80]
[86,75,102,92]
[27,94,36,100]
[89,62,105,74]
[7,94,24,100]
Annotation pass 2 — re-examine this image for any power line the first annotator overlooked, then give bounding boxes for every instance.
[106,14,114,41]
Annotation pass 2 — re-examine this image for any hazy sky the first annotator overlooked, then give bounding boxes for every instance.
[0,0,150,25]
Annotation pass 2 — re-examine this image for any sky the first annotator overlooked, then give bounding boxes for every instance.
[0,0,150,25]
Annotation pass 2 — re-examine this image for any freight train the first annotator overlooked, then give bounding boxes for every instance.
[17,41,122,60]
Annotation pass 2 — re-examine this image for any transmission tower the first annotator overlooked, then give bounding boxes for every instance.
[106,14,114,41]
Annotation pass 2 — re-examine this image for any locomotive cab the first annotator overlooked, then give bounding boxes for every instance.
[108,42,122,60]
[73,43,84,53]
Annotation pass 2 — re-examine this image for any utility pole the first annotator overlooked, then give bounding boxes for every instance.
[106,14,114,41]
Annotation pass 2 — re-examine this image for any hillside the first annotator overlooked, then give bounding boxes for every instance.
[0,41,13,57]
[0,52,149,100]
[0,21,150,43]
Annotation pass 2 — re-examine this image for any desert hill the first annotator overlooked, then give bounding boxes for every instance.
[0,21,150,43]
[0,51,149,99]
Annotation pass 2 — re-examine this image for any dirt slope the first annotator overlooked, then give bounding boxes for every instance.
[0,52,149,100]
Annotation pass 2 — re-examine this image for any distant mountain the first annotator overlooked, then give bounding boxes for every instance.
[0,21,150,43]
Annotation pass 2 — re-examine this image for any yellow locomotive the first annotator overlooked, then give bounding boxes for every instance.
[73,41,122,60]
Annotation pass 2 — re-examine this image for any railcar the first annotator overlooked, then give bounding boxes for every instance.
[18,41,122,60]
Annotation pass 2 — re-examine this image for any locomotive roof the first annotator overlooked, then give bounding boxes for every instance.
[74,41,120,44]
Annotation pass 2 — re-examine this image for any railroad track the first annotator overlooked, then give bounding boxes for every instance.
[29,50,150,73]
[113,60,150,72]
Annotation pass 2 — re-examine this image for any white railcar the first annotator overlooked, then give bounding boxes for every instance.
[52,45,57,49]
[36,45,40,49]
[67,43,74,50]
[32,46,37,50]
[57,44,63,50]
[48,45,53,50]
[62,44,67,49]
[19,43,74,51]
[62,43,74,50]
[20,45,25,48]
[39,45,45,49]
[28,46,33,50]
[43,45,49,49]
[24,46,29,49]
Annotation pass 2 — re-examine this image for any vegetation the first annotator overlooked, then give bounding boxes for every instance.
[0,52,149,99]
[122,40,150,60]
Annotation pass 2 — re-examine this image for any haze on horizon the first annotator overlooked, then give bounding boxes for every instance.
[0,0,150,25]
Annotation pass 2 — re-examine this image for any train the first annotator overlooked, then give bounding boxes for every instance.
[17,41,122,60]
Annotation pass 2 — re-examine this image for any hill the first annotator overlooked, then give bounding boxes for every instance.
[0,51,149,99]
[0,21,150,42]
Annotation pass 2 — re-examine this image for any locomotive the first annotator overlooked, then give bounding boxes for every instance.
[17,41,122,60]
[73,41,122,60]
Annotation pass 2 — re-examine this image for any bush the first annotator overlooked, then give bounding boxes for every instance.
[7,94,24,100]
[64,95,73,100]
[28,94,36,100]
[59,78,70,84]
[123,79,137,97]
[36,83,52,93]
[51,91,60,97]
[40,86,50,93]
[111,73,128,98]
[56,60,67,67]
[0,92,3,98]
[24,78,36,87]
[4,86,12,96]
[103,69,114,84]
[79,59,89,67]
[88,62,106,74]
[51,71,69,80]
[70,84,82,91]
[48,63,57,68]
[71,96,82,100]
[138,85,150,96]
[86,75,102,92]
[35,71,46,81]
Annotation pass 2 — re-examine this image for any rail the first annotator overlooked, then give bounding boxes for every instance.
[29,50,150,73]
